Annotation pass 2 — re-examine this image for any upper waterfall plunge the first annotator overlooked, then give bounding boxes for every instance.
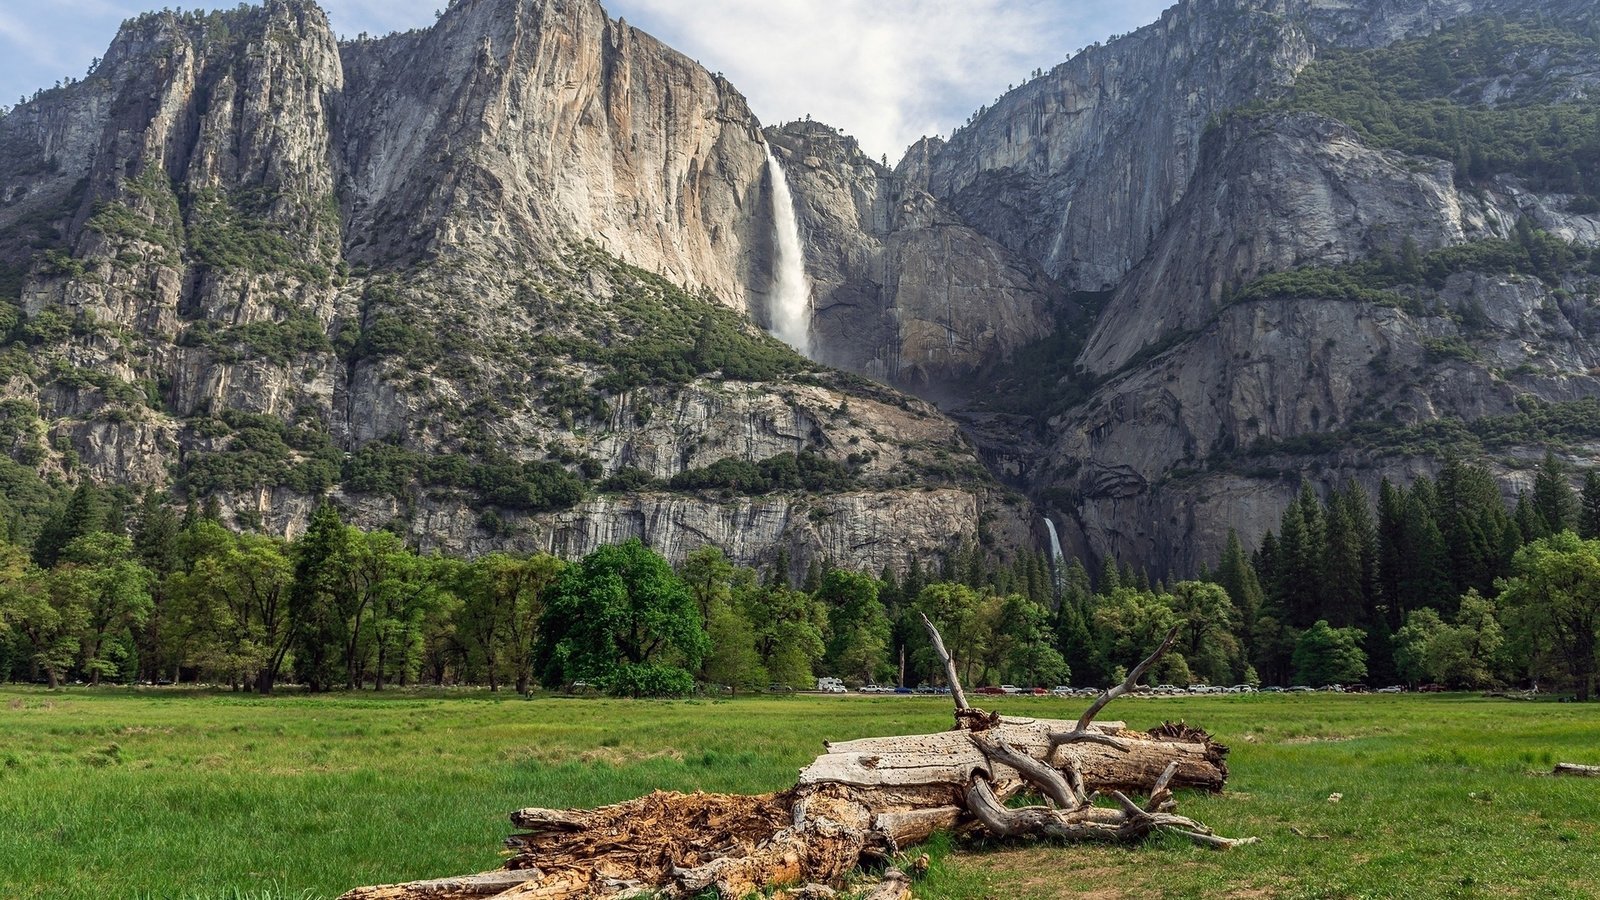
[764,146,813,358]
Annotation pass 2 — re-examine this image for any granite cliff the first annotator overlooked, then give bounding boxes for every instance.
[920,0,1600,573]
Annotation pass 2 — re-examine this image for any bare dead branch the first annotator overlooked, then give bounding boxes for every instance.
[919,612,969,711]
[1146,760,1179,812]
[1076,625,1180,733]
[1049,729,1132,752]
[1108,790,1148,821]
[971,733,1078,811]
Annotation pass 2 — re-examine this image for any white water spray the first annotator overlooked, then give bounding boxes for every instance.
[764,146,813,357]
[1043,517,1066,597]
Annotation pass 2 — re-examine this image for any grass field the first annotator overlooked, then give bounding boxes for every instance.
[1,689,1597,900]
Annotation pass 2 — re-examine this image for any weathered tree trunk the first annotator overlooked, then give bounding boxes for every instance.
[1554,763,1600,777]
[340,623,1249,900]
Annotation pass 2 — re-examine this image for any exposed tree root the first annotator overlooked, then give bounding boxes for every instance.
[340,623,1252,899]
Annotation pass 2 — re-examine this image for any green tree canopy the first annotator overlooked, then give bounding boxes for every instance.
[535,539,707,696]
[1498,532,1600,700]
[820,570,891,684]
[1291,620,1368,687]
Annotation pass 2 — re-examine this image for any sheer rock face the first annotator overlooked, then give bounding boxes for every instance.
[917,0,1590,297]
[763,122,1058,390]
[335,0,770,309]
[1044,268,1600,573]
[922,0,1317,295]
[1077,111,1600,376]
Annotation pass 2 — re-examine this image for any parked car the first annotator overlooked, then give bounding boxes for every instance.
[1418,683,1447,693]
[893,686,914,695]
[1344,684,1370,693]
[1051,685,1073,697]
[974,686,1006,695]
[1261,685,1285,693]
[999,684,1022,695]
[816,677,847,694]
[767,682,794,694]
[1376,685,1405,693]
[1288,685,1314,693]
[914,684,937,694]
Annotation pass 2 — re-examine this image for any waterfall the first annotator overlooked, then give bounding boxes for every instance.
[1043,517,1066,598]
[764,146,813,357]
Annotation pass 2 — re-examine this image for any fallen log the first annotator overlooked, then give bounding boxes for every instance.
[340,622,1250,900]
[1554,763,1600,777]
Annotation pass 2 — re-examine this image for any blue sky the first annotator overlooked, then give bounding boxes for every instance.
[0,0,1174,160]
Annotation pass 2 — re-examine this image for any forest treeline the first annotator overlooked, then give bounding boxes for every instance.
[1,454,1598,698]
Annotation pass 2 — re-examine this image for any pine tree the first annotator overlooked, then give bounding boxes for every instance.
[1532,451,1576,536]
[1060,559,1092,613]
[1363,612,1399,687]
[1275,485,1325,628]
[132,490,180,577]
[768,547,792,588]
[1514,491,1546,543]
[1031,551,1054,607]
[1436,460,1508,597]
[877,566,903,618]
[961,542,985,589]
[1322,489,1367,628]
[1096,556,1121,596]
[1397,236,1423,282]
[902,556,925,603]
[802,559,822,594]
[33,483,107,567]
[1052,599,1098,687]
[1579,471,1600,540]
[1215,530,1264,651]
[1397,494,1452,615]
[103,494,129,538]
[288,502,349,692]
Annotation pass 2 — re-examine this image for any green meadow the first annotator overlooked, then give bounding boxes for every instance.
[1,689,1597,900]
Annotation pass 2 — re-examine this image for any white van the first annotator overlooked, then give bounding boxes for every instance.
[816,677,847,693]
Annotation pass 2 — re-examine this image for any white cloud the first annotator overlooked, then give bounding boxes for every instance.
[608,0,1174,160]
[2,0,1175,162]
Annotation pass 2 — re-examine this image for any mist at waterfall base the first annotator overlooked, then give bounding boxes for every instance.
[764,147,813,358]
